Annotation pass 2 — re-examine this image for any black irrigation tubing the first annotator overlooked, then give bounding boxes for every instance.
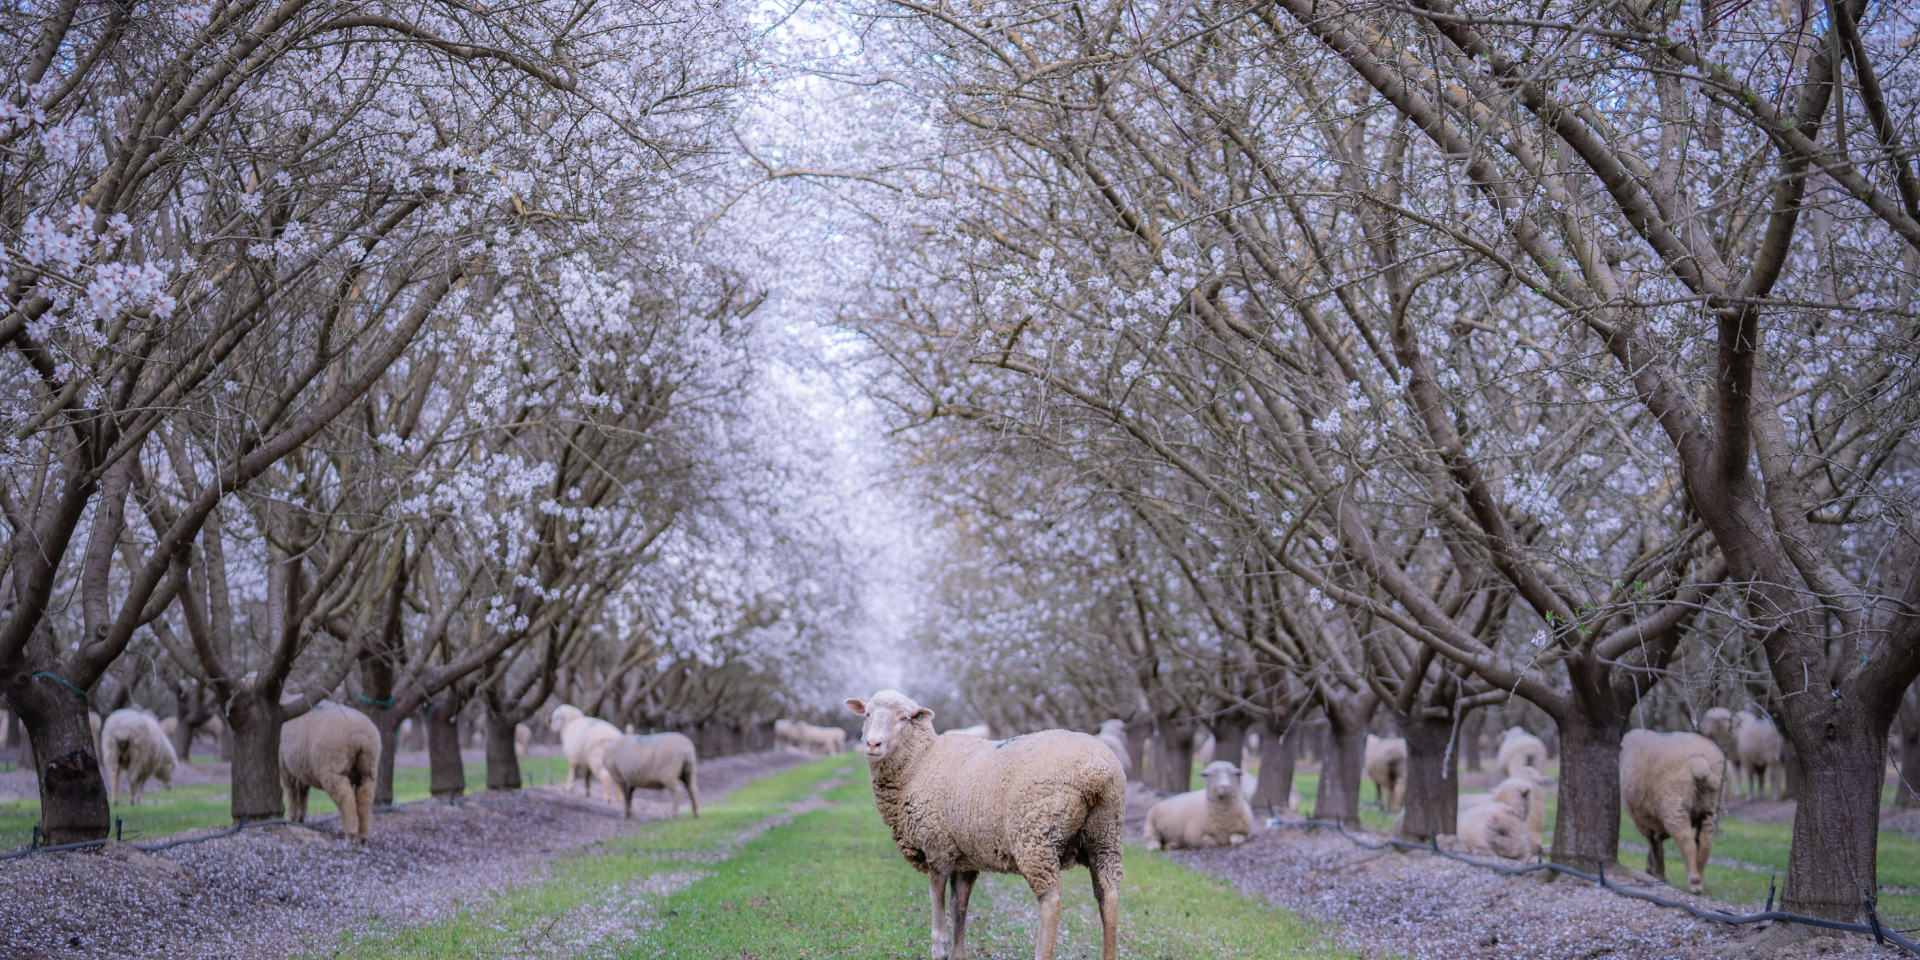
[1279,817,1920,954]
[0,790,539,862]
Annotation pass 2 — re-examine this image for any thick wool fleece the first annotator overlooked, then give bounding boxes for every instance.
[1496,727,1547,779]
[604,732,700,819]
[1620,729,1723,892]
[280,702,381,840]
[1364,735,1407,812]
[101,709,177,805]
[1142,761,1255,850]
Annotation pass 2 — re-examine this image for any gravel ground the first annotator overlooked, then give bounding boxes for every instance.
[1122,783,1901,960]
[0,749,812,960]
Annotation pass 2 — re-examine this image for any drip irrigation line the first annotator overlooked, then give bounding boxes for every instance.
[1278,817,1920,955]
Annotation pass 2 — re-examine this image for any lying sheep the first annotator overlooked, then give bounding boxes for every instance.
[847,689,1124,960]
[280,702,380,840]
[1364,734,1407,812]
[1733,710,1782,800]
[100,709,176,805]
[549,704,622,801]
[1621,729,1724,892]
[1143,760,1255,850]
[1496,726,1547,779]
[1457,796,1536,859]
[1095,719,1131,781]
[604,732,700,819]
[1458,772,1543,853]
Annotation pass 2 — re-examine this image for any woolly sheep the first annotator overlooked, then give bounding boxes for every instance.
[945,724,992,739]
[1620,729,1724,893]
[1095,720,1131,780]
[1732,710,1782,800]
[515,722,532,758]
[280,702,380,840]
[100,709,176,805]
[1364,734,1407,812]
[604,732,700,820]
[804,723,849,753]
[1143,760,1255,851]
[1456,798,1535,860]
[1699,707,1734,754]
[1459,772,1543,848]
[548,704,622,801]
[1495,726,1547,778]
[847,689,1124,960]
[774,718,802,750]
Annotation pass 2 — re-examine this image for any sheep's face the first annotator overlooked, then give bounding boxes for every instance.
[844,691,933,761]
[1201,761,1242,802]
[549,706,582,734]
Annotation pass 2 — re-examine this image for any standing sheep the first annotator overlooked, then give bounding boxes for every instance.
[515,722,532,758]
[1143,760,1255,850]
[604,732,700,819]
[548,704,622,801]
[1620,729,1724,893]
[774,718,801,750]
[1495,727,1547,778]
[803,722,849,753]
[1698,707,1734,755]
[847,690,1124,960]
[1363,735,1407,812]
[100,709,177,805]
[280,702,380,841]
[1095,720,1131,781]
[1733,710,1782,800]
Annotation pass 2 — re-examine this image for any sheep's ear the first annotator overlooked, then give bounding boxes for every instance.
[910,707,934,723]
[844,698,869,717]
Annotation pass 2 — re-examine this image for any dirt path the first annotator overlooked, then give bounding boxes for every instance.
[0,749,813,960]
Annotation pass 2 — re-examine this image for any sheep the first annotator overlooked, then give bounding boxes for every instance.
[1620,728,1724,893]
[280,702,380,840]
[1364,734,1407,812]
[1457,797,1536,860]
[1458,771,1543,849]
[548,704,622,801]
[1699,707,1734,754]
[846,689,1124,960]
[604,732,700,819]
[100,709,177,805]
[945,724,992,739]
[1143,760,1255,851]
[1733,710,1782,800]
[1095,719,1131,780]
[515,722,532,758]
[1495,726,1547,778]
[804,722,849,753]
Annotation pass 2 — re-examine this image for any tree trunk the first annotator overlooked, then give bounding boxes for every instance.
[1898,702,1920,808]
[1396,711,1459,843]
[1249,721,1297,814]
[1777,699,1887,920]
[1315,714,1368,828]
[1548,711,1623,874]
[226,690,286,823]
[1123,720,1152,782]
[1210,714,1250,766]
[1780,735,1802,801]
[4,675,109,843]
[1462,708,1484,774]
[485,710,523,792]
[426,693,466,801]
[1151,718,1198,793]
[364,707,401,806]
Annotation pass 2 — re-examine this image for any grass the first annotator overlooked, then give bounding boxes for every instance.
[0,754,575,851]
[1277,764,1920,928]
[328,753,1350,960]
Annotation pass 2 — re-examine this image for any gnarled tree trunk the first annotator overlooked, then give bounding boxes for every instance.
[1396,711,1459,843]
[426,690,467,801]
[225,688,286,823]
[1549,710,1624,875]
[1314,691,1376,828]
[1249,719,1297,814]
[3,673,109,843]
[485,711,523,791]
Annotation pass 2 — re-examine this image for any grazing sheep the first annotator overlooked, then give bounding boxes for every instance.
[847,689,1124,960]
[280,702,380,840]
[515,722,532,758]
[1095,720,1131,780]
[1143,760,1256,851]
[1364,734,1407,812]
[100,709,177,805]
[548,704,622,801]
[1733,711,1782,800]
[945,724,992,739]
[1496,727,1547,778]
[604,732,700,819]
[1620,729,1724,893]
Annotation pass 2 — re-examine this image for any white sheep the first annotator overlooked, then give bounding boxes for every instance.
[1143,760,1255,851]
[515,722,532,758]
[1095,719,1131,781]
[944,724,992,739]
[1364,734,1407,812]
[1732,710,1782,800]
[548,704,622,801]
[1458,771,1543,847]
[1495,726,1547,778]
[1621,728,1724,893]
[847,689,1124,960]
[1699,707,1734,754]
[1456,798,1535,860]
[280,702,380,840]
[604,732,700,819]
[802,722,849,753]
[774,718,801,749]
[100,709,176,805]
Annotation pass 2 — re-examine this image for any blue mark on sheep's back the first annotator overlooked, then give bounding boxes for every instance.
[995,736,1023,749]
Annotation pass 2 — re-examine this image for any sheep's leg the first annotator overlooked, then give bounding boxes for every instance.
[669,783,681,819]
[1089,860,1120,960]
[927,869,952,960]
[1692,815,1716,893]
[950,871,978,960]
[355,778,374,840]
[1669,814,1703,892]
[622,785,635,819]
[325,779,359,839]
[1032,885,1063,960]
[108,763,120,806]
[1641,826,1667,881]
[684,765,699,819]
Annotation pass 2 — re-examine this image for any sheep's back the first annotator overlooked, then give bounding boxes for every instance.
[281,706,380,783]
[606,733,696,787]
[929,730,1122,869]
[1620,730,1722,820]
